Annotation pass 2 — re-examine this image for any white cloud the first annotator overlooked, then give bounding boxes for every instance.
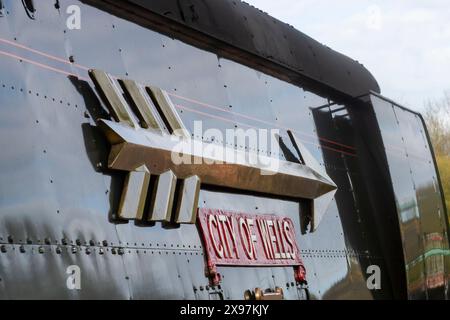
[244,0,450,111]
[400,8,436,24]
[366,5,383,30]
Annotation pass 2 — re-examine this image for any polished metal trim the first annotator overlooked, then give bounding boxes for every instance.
[92,68,338,228]
[147,86,189,137]
[121,79,165,131]
[118,165,151,220]
[100,120,336,201]
[174,175,201,224]
[287,130,337,231]
[148,170,177,222]
[89,69,138,128]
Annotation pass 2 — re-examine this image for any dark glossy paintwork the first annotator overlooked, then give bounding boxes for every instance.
[83,0,380,99]
[369,95,449,299]
[0,0,447,300]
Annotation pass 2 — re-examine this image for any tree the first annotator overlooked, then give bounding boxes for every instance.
[423,91,450,211]
[436,156,450,212]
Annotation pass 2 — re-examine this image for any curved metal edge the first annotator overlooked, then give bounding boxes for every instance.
[84,0,380,98]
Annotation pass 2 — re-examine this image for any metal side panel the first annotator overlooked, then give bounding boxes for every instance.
[0,0,411,300]
[0,244,130,299]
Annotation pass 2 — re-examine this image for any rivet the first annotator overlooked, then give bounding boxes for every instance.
[102,240,108,247]
[118,248,125,255]
[19,245,26,253]
[7,236,13,244]
[199,286,204,291]
[85,247,92,255]
[38,246,45,254]
[98,248,105,255]
[26,238,33,244]
[61,238,68,245]
[1,245,7,253]
[75,239,81,246]
[56,247,62,254]
[71,246,77,254]
[44,238,51,245]
[89,240,95,246]
[111,248,117,255]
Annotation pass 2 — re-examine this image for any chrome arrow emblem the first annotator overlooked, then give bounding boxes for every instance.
[287,130,337,232]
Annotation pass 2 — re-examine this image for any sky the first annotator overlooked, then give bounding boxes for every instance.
[245,0,450,111]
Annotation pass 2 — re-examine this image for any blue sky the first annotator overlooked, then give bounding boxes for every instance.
[245,0,450,111]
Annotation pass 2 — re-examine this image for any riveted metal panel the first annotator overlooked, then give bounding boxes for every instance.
[0,0,446,300]
[0,244,130,299]
[371,95,449,299]
[120,247,207,300]
[113,0,380,97]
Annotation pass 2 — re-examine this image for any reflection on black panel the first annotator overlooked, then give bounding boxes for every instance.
[371,95,448,299]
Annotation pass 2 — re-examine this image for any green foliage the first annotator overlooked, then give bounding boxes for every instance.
[424,91,450,156]
[436,156,450,212]
[424,92,450,213]
[424,92,450,212]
